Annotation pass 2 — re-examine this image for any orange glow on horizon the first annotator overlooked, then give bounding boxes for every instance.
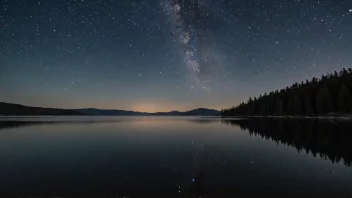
[130,103,181,113]
[20,99,232,113]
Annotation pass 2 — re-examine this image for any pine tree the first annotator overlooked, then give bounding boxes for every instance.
[323,87,334,113]
[315,90,323,114]
[303,94,314,115]
[337,84,352,113]
[274,99,283,115]
[222,68,352,117]
[292,94,302,115]
[288,94,302,115]
[315,86,333,114]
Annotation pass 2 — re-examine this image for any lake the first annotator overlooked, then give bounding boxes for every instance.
[1,116,352,198]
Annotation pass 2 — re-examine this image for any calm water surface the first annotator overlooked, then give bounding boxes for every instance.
[0,116,352,198]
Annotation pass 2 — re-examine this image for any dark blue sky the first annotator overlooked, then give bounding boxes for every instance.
[1,0,352,112]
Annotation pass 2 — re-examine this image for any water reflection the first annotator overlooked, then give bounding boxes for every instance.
[0,116,219,130]
[0,121,55,130]
[223,118,352,166]
[1,117,352,197]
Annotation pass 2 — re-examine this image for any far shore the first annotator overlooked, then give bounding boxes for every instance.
[221,115,352,120]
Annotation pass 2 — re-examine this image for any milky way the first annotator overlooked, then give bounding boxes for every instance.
[165,0,222,90]
[1,0,352,111]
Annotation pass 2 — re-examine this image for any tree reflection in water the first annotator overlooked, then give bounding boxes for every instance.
[223,118,352,166]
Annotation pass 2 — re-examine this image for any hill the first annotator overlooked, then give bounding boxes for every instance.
[0,102,220,116]
[0,102,83,116]
[181,108,220,116]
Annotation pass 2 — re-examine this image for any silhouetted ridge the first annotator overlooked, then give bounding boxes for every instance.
[0,102,220,116]
[0,102,83,116]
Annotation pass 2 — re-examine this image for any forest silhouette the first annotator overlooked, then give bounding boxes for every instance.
[222,68,352,116]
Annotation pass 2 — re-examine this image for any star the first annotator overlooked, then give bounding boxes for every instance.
[1,0,351,113]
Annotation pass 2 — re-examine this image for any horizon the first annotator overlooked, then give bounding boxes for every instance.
[0,100,221,113]
[2,1,352,197]
[1,0,351,112]
[1,67,349,113]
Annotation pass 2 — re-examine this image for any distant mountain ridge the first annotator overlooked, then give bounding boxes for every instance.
[0,102,220,116]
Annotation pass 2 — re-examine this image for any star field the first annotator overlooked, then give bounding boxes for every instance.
[1,0,352,112]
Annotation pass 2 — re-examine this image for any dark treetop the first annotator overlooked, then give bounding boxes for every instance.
[222,68,352,116]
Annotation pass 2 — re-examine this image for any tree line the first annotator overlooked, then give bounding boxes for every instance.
[222,68,352,116]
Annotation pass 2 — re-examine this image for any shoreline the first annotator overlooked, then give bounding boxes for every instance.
[221,115,352,120]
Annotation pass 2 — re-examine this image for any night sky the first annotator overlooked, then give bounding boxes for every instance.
[1,0,352,112]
